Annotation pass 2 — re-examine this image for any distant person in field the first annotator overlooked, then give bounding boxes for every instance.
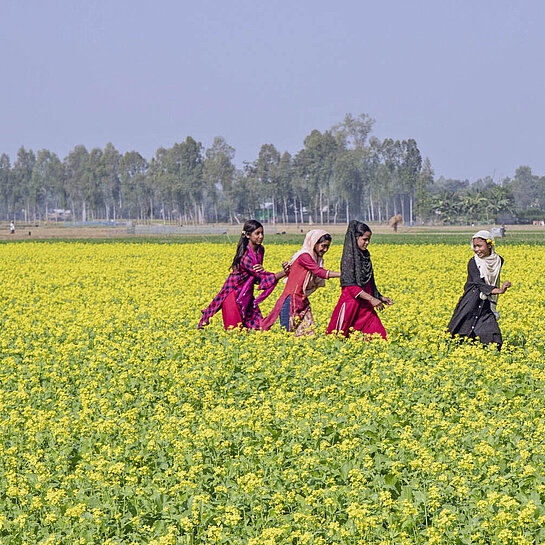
[448,230,511,348]
[389,213,402,232]
[327,221,393,339]
[198,219,289,330]
[10,221,15,234]
[261,229,341,335]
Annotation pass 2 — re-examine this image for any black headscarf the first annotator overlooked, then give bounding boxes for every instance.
[340,220,380,297]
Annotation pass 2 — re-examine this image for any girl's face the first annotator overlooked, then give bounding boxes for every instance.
[247,227,264,246]
[356,231,372,251]
[314,240,331,258]
[473,237,492,257]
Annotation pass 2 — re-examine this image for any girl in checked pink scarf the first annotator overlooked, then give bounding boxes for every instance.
[198,220,289,330]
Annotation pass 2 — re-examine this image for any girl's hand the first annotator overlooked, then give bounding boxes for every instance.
[500,280,511,293]
[370,297,385,310]
[381,296,394,306]
[282,261,291,275]
[252,264,265,273]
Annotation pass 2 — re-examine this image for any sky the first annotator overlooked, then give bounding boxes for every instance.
[1,0,544,181]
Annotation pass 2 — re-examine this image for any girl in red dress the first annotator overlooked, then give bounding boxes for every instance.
[198,220,289,330]
[261,229,340,335]
[327,221,393,339]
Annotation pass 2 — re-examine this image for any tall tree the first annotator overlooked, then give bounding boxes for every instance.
[415,157,434,222]
[102,143,122,220]
[12,146,36,222]
[277,152,293,224]
[296,130,338,223]
[256,144,281,223]
[400,139,422,223]
[332,113,375,150]
[203,136,235,222]
[333,150,364,222]
[0,154,12,220]
[120,151,149,220]
[31,150,63,221]
[64,145,90,221]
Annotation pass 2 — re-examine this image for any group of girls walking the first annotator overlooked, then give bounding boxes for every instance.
[198,220,511,347]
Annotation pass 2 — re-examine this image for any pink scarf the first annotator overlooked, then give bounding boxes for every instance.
[288,228,329,295]
[236,245,276,317]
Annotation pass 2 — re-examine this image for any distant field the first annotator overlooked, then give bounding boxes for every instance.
[1,222,544,245]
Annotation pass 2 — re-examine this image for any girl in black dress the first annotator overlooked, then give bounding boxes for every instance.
[448,230,511,347]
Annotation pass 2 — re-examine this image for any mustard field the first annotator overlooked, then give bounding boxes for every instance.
[1,241,545,544]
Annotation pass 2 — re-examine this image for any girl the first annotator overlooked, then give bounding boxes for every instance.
[198,220,289,330]
[261,229,341,335]
[448,230,511,347]
[327,221,393,339]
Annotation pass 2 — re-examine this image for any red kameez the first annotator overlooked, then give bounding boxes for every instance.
[198,246,277,330]
[327,282,387,339]
[261,253,330,334]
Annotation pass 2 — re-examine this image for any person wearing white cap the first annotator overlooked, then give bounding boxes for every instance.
[448,230,511,347]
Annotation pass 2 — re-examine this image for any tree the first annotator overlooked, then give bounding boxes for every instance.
[231,163,261,220]
[415,157,434,222]
[256,144,281,223]
[333,150,364,222]
[0,154,12,219]
[120,151,149,220]
[203,136,235,222]
[102,143,122,220]
[64,145,90,221]
[175,137,204,223]
[296,130,338,223]
[399,139,422,224]
[277,152,293,224]
[31,150,63,221]
[12,146,36,222]
[332,113,375,150]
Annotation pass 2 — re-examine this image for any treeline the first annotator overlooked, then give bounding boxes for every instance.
[0,113,544,224]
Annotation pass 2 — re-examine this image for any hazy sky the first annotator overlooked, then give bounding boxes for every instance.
[2,0,544,181]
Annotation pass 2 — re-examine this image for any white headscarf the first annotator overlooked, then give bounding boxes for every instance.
[288,228,329,295]
[472,230,502,317]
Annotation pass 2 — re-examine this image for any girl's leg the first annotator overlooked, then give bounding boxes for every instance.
[352,309,387,340]
[293,307,316,336]
[222,291,243,330]
[279,295,291,331]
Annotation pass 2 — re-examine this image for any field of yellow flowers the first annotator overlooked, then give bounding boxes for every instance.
[1,240,545,545]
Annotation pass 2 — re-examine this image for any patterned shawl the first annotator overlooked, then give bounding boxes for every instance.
[340,220,373,289]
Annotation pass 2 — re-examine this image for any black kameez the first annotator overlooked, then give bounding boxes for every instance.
[448,257,504,346]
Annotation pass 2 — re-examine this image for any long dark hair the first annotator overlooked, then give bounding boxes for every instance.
[231,219,264,271]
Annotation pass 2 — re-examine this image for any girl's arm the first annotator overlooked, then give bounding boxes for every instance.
[491,281,511,295]
[467,260,510,295]
[467,260,495,295]
[252,261,289,280]
[240,254,278,291]
[357,289,386,310]
[297,253,340,279]
[345,284,393,310]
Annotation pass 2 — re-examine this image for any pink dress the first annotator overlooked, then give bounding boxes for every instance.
[261,253,330,334]
[198,246,277,330]
[327,282,387,339]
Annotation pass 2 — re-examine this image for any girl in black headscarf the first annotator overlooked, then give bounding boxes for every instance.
[327,221,393,338]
